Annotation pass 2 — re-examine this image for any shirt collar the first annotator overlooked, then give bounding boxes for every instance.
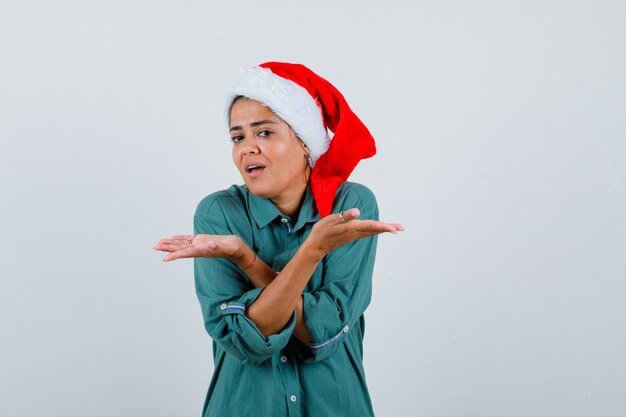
[293,185,320,232]
[247,185,320,230]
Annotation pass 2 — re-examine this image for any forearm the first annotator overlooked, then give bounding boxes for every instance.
[240,242,321,339]
[292,296,310,345]
[227,206,397,341]
[235,246,312,344]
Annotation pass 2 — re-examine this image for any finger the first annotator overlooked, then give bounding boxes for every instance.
[352,220,400,235]
[338,208,360,223]
[158,238,189,245]
[378,223,404,233]
[356,220,403,231]
[156,239,219,254]
[154,242,189,252]
[171,234,195,240]
[163,247,201,262]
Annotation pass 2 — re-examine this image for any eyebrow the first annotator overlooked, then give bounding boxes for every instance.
[229,120,278,132]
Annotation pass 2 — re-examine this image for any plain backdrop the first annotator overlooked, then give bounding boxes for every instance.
[1,1,625,416]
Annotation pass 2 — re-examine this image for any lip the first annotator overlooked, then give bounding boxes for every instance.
[243,160,267,178]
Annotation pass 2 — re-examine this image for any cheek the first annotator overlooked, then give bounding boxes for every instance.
[231,147,241,169]
[290,144,306,166]
[285,149,307,177]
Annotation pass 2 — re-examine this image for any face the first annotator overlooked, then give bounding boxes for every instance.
[229,98,310,202]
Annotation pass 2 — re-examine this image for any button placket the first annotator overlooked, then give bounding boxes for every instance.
[280,217,292,234]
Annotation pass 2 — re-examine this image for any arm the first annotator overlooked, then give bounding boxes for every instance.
[157,234,314,345]
[155,189,402,362]
[293,185,383,362]
[300,220,378,362]
[243,198,400,341]
[157,208,401,347]
[221,205,381,361]
[232,252,312,345]
[190,197,296,365]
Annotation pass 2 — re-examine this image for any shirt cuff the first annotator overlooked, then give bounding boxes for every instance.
[297,291,352,363]
[218,287,296,365]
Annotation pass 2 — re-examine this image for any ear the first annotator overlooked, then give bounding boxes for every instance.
[299,139,310,153]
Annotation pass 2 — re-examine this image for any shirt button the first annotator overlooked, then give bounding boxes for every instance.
[280,218,289,224]
[220,303,227,310]
[342,325,350,333]
[290,395,297,403]
[280,356,288,363]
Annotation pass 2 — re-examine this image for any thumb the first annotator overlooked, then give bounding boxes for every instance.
[340,208,360,222]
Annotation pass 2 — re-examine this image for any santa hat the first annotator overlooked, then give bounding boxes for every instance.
[226,62,376,217]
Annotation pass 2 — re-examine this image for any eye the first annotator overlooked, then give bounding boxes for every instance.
[258,130,272,138]
[230,135,244,143]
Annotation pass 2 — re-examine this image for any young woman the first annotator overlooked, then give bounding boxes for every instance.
[154,62,403,417]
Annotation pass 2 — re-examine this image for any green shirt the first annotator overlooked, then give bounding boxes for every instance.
[193,181,379,417]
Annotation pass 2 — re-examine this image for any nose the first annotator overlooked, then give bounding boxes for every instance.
[241,135,260,155]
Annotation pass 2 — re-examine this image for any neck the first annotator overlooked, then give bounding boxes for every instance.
[271,181,308,219]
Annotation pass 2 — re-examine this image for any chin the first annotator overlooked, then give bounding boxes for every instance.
[244,182,275,199]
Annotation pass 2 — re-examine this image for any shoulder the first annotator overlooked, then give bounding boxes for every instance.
[193,185,252,236]
[333,181,379,218]
[335,181,377,204]
[194,184,248,219]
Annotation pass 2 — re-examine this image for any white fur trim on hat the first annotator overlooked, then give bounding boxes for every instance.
[226,66,330,166]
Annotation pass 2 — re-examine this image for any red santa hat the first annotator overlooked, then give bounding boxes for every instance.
[226,62,376,217]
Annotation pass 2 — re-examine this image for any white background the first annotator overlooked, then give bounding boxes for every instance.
[1,1,625,416]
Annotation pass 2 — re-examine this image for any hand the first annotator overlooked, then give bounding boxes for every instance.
[304,208,404,260]
[153,234,245,263]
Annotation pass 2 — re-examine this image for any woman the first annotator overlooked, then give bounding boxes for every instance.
[154,62,403,417]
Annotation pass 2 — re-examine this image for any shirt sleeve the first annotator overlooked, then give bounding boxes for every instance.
[299,184,379,363]
[193,196,295,366]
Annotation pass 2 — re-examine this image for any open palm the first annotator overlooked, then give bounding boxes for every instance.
[153,234,243,262]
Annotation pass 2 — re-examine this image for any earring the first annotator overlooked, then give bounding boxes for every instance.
[306,155,312,166]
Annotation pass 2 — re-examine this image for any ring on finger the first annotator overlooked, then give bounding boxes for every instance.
[339,211,347,223]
